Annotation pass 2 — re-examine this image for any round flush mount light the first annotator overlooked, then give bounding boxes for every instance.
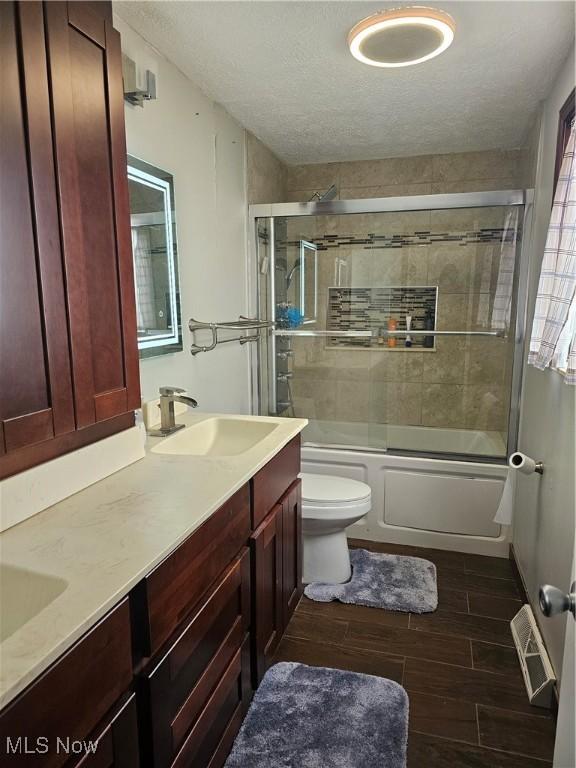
[348,6,455,68]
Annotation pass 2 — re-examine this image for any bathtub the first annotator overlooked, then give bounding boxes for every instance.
[300,421,509,557]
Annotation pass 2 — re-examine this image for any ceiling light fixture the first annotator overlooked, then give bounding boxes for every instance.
[348,6,455,68]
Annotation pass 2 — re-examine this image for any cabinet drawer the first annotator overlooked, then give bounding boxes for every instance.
[143,484,250,655]
[75,694,139,768]
[146,549,251,768]
[0,600,133,768]
[251,436,300,528]
[172,637,251,768]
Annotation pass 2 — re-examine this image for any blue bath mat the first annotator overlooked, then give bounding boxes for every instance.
[225,662,409,768]
[304,548,438,613]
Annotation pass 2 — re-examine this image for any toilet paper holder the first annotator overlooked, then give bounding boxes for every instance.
[509,452,544,475]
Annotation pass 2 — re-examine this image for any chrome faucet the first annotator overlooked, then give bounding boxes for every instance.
[148,386,198,436]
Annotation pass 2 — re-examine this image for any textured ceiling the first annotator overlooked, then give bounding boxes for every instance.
[115,1,575,164]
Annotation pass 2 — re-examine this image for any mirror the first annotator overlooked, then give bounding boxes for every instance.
[127,155,182,358]
[289,239,318,324]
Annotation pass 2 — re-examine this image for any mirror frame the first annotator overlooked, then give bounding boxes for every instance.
[127,155,182,358]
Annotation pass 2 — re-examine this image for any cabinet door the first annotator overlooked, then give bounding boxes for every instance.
[44,1,140,427]
[250,504,283,686]
[282,479,303,627]
[0,600,133,768]
[75,695,140,768]
[0,1,75,457]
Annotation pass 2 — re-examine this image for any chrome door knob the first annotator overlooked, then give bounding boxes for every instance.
[539,583,576,618]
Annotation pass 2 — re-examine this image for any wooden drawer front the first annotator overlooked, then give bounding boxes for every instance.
[145,484,250,655]
[0,600,133,768]
[75,694,139,768]
[251,436,300,529]
[172,637,251,768]
[147,550,250,768]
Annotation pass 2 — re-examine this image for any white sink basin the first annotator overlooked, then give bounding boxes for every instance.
[151,417,279,457]
[0,565,68,643]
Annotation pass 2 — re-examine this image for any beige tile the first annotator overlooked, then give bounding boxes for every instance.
[348,251,373,286]
[290,377,337,420]
[463,384,508,432]
[293,346,370,382]
[465,337,510,386]
[336,380,370,422]
[472,244,503,295]
[436,293,470,330]
[430,206,509,233]
[340,155,433,188]
[318,251,344,291]
[340,182,432,199]
[369,350,424,382]
[432,150,523,183]
[422,338,467,384]
[287,163,340,192]
[421,384,465,428]
[372,247,428,287]
[427,244,475,292]
[313,215,341,238]
[285,189,321,202]
[430,178,519,194]
[370,381,423,426]
[246,131,288,204]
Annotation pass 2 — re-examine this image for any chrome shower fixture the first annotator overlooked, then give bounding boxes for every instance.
[308,184,338,202]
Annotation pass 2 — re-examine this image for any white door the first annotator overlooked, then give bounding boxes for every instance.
[543,553,576,768]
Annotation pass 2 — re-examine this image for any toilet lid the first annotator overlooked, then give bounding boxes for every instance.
[300,473,371,504]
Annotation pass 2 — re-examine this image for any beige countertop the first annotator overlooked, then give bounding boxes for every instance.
[0,412,307,711]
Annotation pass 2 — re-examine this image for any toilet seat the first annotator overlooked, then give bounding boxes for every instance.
[300,473,372,517]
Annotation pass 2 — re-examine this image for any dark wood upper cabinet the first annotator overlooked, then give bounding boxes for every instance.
[0,1,140,480]
[45,1,140,425]
[0,1,75,457]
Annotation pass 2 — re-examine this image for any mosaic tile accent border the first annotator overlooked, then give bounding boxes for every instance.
[284,227,514,251]
[327,286,437,349]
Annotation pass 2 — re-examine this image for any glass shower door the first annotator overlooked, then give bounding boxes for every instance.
[255,196,524,460]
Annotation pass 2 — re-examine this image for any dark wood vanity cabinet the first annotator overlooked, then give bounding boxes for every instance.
[144,551,252,768]
[250,438,303,685]
[0,0,140,481]
[0,439,303,768]
[0,600,138,768]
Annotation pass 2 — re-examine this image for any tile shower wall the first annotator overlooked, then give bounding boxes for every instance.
[282,203,518,435]
[286,148,526,201]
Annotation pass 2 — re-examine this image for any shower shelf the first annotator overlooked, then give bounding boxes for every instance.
[188,316,274,355]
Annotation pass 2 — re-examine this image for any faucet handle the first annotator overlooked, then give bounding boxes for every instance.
[159,386,186,397]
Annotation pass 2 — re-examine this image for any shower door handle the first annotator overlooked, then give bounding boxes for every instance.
[273,330,373,337]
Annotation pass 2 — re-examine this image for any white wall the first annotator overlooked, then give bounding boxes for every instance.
[115,16,251,414]
[513,47,575,679]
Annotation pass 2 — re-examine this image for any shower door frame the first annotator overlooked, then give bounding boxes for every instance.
[248,189,534,463]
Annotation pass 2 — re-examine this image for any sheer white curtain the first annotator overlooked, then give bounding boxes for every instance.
[529,127,576,383]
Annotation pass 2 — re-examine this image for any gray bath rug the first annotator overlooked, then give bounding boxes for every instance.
[225,662,408,768]
[304,548,438,613]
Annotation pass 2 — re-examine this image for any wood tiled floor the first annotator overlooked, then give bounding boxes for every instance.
[273,539,557,767]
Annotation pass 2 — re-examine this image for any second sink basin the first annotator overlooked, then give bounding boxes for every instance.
[151,417,279,457]
[0,564,68,643]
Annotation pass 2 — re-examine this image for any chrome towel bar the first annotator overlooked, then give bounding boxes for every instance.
[189,316,274,355]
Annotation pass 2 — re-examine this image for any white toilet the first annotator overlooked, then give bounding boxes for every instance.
[301,473,372,584]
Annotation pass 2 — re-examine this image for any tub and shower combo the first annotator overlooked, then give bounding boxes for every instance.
[249,190,532,558]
